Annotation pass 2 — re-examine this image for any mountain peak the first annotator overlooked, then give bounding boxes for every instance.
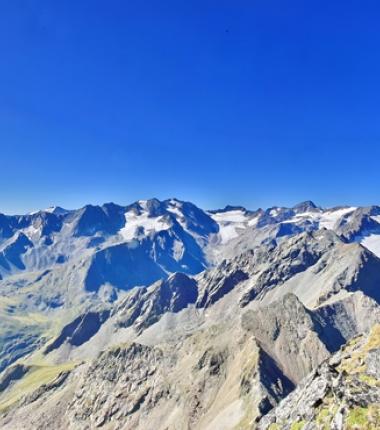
[292,200,318,212]
[209,205,248,214]
[45,206,70,216]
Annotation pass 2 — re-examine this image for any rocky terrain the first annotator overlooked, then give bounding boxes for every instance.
[258,324,380,429]
[0,199,379,429]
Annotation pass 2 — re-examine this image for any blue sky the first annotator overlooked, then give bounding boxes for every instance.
[1,1,380,214]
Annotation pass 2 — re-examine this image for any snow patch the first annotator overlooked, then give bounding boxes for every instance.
[211,210,248,224]
[166,205,184,220]
[282,211,321,224]
[282,207,357,230]
[210,210,249,244]
[166,202,189,231]
[319,207,356,230]
[29,206,70,216]
[172,240,185,261]
[269,208,280,217]
[23,225,41,240]
[247,216,259,227]
[360,234,380,258]
[119,210,171,241]
[138,200,148,210]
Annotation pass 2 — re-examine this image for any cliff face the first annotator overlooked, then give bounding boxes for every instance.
[258,325,380,430]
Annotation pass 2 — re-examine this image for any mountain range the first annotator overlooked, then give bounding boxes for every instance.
[0,198,379,429]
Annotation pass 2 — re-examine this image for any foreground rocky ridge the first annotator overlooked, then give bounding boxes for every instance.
[0,199,380,428]
[258,324,380,429]
[1,289,379,428]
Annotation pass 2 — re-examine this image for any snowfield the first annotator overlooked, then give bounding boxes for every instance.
[119,211,171,241]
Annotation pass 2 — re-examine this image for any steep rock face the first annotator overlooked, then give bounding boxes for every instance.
[84,233,205,293]
[335,206,380,241]
[239,231,337,307]
[196,257,250,308]
[197,231,341,312]
[29,212,63,237]
[314,292,380,343]
[0,331,43,374]
[114,272,198,332]
[275,222,312,238]
[0,233,33,275]
[70,204,126,237]
[239,231,380,310]
[258,325,380,430]
[312,245,380,306]
[84,242,168,292]
[249,348,295,417]
[177,200,219,238]
[44,309,111,354]
[292,201,319,214]
[256,208,295,228]
[0,215,14,242]
[242,294,331,384]
[0,364,30,392]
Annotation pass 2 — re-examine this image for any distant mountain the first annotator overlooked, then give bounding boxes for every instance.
[2,198,380,289]
[0,198,380,429]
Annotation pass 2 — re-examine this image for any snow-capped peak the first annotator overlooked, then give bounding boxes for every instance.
[119,207,171,241]
[29,206,70,216]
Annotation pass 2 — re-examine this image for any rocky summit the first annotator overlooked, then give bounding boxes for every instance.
[0,198,379,429]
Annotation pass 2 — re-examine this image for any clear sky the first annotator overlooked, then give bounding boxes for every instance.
[1,1,380,214]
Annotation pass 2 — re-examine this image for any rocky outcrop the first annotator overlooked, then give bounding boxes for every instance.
[292,201,319,214]
[242,294,331,384]
[196,258,249,308]
[114,272,198,332]
[0,364,30,392]
[335,206,380,241]
[0,233,33,273]
[44,309,110,354]
[314,291,380,343]
[0,331,43,374]
[258,324,380,430]
[84,231,206,293]
[70,204,126,237]
[239,231,336,306]
[67,342,169,429]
